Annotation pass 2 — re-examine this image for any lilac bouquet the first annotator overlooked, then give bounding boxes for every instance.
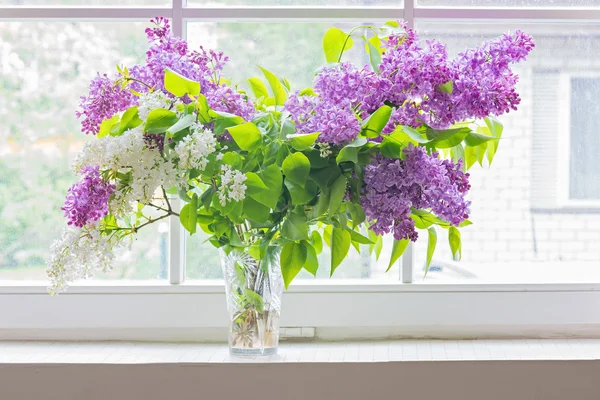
[48,18,532,301]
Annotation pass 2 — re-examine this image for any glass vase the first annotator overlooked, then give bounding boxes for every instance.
[219,246,283,357]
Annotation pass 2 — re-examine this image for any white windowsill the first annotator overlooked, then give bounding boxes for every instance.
[2,339,600,364]
[4,340,600,400]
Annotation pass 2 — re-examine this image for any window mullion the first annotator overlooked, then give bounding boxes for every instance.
[405,0,415,29]
[169,197,185,284]
[172,0,184,37]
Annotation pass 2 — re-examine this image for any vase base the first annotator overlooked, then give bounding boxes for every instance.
[229,346,277,357]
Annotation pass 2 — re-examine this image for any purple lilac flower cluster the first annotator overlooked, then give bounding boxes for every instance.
[284,62,386,145]
[285,24,534,144]
[62,166,115,228]
[76,74,137,136]
[361,146,471,241]
[77,17,254,135]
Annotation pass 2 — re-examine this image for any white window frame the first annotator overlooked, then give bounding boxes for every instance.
[3,1,600,340]
[557,72,600,209]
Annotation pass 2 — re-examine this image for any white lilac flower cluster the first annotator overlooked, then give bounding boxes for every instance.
[218,164,247,206]
[137,91,171,121]
[174,123,218,171]
[47,226,120,295]
[74,127,180,217]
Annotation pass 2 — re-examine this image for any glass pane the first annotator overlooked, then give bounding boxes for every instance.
[417,0,599,7]
[186,232,395,280]
[0,0,169,5]
[569,78,600,200]
[185,22,396,281]
[0,21,166,281]
[187,0,401,6]
[412,21,600,283]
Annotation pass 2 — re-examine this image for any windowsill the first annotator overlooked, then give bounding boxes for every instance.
[2,339,600,364]
[3,340,600,400]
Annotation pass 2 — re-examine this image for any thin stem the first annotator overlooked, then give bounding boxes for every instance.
[126,76,153,90]
[148,203,178,216]
[133,213,171,233]
[161,186,173,213]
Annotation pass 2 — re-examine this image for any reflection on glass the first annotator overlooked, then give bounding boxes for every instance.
[0,21,166,281]
[413,21,600,283]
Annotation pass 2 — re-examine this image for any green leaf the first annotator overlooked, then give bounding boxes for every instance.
[336,137,367,164]
[328,175,347,215]
[166,113,194,138]
[484,117,503,166]
[458,219,473,228]
[250,165,282,209]
[281,211,309,241]
[196,94,211,124]
[311,230,323,254]
[179,194,198,235]
[437,80,454,94]
[323,27,354,63]
[245,289,264,314]
[464,131,497,147]
[374,235,383,260]
[380,138,403,159]
[366,36,383,70]
[258,66,287,106]
[387,238,409,272]
[227,122,262,151]
[347,203,366,229]
[243,196,270,223]
[282,152,311,187]
[425,227,437,276]
[448,226,462,261]
[281,241,308,289]
[330,227,351,276]
[285,179,318,205]
[164,67,201,97]
[349,230,374,245]
[426,126,471,149]
[361,105,392,138]
[299,87,317,96]
[465,145,477,170]
[323,225,332,247]
[222,152,243,170]
[245,172,268,195]
[247,77,269,99]
[288,132,321,151]
[477,142,488,167]
[303,242,319,276]
[394,125,431,144]
[144,109,179,134]
[119,106,142,134]
[450,144,466,172]
[98,115,120,138]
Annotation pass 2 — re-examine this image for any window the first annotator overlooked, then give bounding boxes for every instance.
[569,77,600,201]
[1,1,600,340]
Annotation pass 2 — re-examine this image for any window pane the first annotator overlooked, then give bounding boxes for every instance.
[185,22,396,281]
[0,0,169,5]
[417,0,599,7]
[187,0,401,6]
[412,21,600,283]
[569,78,600,200]
[0,21,166,281]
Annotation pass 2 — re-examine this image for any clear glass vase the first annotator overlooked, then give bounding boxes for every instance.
[220,246,283,357]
